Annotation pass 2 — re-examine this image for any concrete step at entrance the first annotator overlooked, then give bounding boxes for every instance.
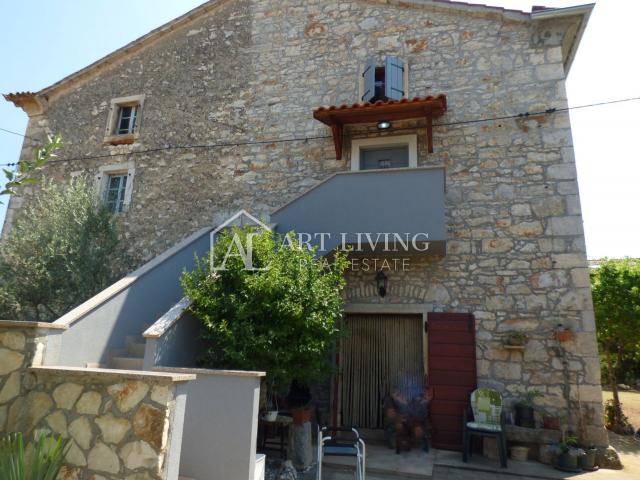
[322,443,433,479]
[110,356,144,370]
[321,465,429,480]
[125,335,146,357]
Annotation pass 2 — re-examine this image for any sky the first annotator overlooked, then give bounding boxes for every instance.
[1,0,639,259]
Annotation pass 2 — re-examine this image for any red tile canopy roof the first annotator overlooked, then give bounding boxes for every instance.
[313,94,447,160]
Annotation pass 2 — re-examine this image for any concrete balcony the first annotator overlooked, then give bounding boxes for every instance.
[272,166,446,255]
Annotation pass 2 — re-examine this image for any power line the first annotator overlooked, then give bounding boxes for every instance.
[0,95,639,167]
[0,127,40,142]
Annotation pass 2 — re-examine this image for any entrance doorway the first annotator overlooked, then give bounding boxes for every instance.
[340,314,424,429]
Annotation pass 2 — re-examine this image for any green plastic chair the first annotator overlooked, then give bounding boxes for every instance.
[462,388,507,468]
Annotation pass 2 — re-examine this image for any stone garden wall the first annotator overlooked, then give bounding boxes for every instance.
[0,323,194,480]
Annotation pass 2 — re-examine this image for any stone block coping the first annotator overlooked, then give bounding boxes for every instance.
[154,366,266,378]
[30,366,196,383]
[144,297,192,339]
[0,319,68,330]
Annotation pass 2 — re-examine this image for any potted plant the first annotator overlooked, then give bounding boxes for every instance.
[579,445,598,471]
[514,390,542,428]
[286,380,314,426]
[263,386,279,422]
[503,332,528,347]
[552,435,584,472]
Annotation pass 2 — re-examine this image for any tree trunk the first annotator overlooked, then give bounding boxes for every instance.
[606,350,622,427]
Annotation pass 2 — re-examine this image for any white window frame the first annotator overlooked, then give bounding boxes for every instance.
[95,161,135,213]
[357,59,410,103]
[104,94,145,145]
[350,134,418,171]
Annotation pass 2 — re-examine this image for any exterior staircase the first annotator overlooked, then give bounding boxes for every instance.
[108,335,146,370]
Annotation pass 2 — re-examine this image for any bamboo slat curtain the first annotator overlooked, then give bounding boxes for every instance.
[341,314,424,429]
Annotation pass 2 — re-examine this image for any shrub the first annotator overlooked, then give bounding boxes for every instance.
[604,398,631,432]
[182,227,349,395]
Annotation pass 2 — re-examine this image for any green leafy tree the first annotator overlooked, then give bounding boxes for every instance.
[182,227,349,396]
[0,177,131,322]
[591,258,640,429]
[1,135,62,203]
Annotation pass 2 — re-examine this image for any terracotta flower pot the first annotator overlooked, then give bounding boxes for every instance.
[292,406,314,425]
[554,329,573,342]
[543,415,561,430]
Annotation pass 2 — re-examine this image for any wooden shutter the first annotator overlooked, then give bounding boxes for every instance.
[385,56,405,101]
[361,58,376,103]
[428,312,477,451]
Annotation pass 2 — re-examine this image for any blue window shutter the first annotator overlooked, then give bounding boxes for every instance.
[385,56,405,101]
[362,58,376,103]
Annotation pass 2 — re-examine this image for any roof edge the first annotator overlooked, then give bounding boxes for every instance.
[7,1,595,106]
[3,91,47,115]
[531,3,595,74]
[38,0,224,101]
[6,0,533,107]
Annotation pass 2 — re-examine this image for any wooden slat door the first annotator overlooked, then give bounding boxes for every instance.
[428,312,476,450]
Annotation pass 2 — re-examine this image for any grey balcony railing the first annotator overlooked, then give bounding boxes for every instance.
[272,166,446,254]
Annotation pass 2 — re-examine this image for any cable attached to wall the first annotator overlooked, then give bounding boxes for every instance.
[0,95,638,168]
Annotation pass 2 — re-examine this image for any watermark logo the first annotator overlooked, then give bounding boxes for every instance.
[210,210,271,271]
[210,210,431,272]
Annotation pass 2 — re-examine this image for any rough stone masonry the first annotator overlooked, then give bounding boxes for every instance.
[4,1,606,445]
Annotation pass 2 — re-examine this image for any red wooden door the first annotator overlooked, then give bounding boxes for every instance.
[428,312,476,450]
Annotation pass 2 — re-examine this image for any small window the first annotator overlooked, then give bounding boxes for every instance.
[104,94,145,145]
[351,135,417,171]
[359,57,408,103]
[105,174,128,213]
[95,162,135,213]
[116,105,138,135]
[360,145,409,170]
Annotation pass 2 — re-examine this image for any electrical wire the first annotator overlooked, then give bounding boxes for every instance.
[0,95,638,168]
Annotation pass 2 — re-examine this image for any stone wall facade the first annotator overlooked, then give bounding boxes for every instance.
[0,324,193,479]
[5,1,605,443]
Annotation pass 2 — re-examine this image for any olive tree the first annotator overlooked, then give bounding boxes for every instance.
[181,227,349,397]
[0,177,131,321]
[591,258,640,429]
[1,135,62,202]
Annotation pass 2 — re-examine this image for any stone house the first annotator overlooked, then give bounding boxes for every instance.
[4,0,606,459]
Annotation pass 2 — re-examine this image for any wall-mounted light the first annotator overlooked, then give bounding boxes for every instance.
[375,270,388,298]
[377,120,392,130]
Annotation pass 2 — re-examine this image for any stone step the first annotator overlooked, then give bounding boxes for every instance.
[110,356,144,370]
[124,337,146,357]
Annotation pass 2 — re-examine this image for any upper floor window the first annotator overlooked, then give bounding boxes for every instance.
[359,56,408,103]
[104,94,145,145]
[116,105,138,135]
[105,174,128,213]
